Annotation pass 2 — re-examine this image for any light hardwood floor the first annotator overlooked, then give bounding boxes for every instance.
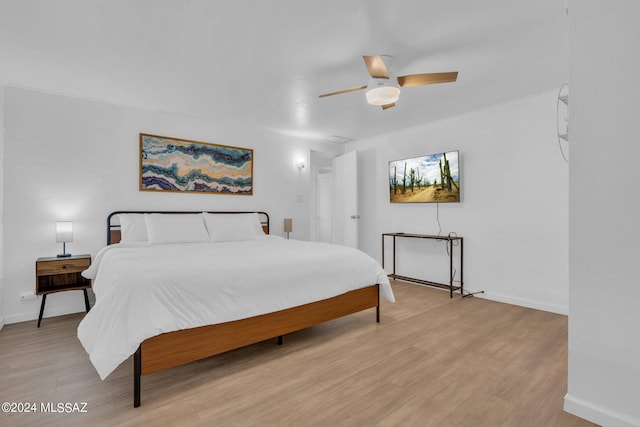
[0,281,595,427]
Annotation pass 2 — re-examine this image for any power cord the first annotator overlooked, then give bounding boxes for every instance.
[436,206,484,298]
[445,232,458,283]
[445,231,484,298]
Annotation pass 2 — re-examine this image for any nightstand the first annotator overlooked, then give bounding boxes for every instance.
[35,254,92,328]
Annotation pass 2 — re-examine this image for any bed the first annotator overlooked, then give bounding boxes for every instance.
[77,211,394,407]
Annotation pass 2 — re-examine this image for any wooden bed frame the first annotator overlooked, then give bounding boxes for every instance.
[106,211,381,407]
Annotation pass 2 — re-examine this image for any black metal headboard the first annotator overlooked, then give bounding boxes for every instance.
[107,211,270,245]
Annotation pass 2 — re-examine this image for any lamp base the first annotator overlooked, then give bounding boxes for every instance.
[57,253,72,258]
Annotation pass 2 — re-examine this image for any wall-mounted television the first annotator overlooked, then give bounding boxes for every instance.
[389,150,460,203]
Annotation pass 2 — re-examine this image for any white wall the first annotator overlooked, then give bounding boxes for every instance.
[564,1,640,426]
[0,85,5,329]
[1,86,339,324]
[348,90,569,313]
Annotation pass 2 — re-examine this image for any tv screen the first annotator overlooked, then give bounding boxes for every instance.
[389,150,460,203]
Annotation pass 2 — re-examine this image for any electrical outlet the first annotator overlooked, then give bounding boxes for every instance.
[19,292,37,301]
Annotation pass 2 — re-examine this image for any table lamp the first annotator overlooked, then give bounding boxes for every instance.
[284,218,292,239]
[56,221,73,258]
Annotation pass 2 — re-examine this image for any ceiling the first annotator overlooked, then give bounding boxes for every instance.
[0,0,569,143]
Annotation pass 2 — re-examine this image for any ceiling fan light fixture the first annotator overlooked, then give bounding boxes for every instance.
[366,78,400,106]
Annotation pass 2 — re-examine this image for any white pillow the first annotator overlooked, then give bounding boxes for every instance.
[144,213,209,244]
[118,214,148,242]
[203,213,265,242]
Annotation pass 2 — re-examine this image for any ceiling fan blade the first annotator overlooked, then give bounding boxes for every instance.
[381,103,396,110]
[318,84,367,98]
[363,55,389,79]
[397,72,458,87]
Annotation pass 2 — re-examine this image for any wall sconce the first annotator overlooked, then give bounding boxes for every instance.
[284,218,293,239]
[297,159,306,170]
[56,221,73,258]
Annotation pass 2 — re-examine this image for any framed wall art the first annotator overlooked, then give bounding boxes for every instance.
[140,133,253,195]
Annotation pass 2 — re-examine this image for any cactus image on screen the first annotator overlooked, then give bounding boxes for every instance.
[388,151,460,203]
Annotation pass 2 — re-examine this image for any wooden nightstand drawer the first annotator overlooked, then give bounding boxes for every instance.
[35,254,92,327]
[36,257,91,276]
[35,254,92,295]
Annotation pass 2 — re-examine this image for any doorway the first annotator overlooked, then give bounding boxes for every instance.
[316,172,332,243]
[309,150,359,248]
[310,150,334,243]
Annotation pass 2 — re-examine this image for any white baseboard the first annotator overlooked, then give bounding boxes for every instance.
[564,393,640,427]
[3,303,88,325]
[0,316,4,330]
[390,281,568,315]
[471,289,568,315]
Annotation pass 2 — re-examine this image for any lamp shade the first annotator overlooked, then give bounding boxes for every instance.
[366,77,400,106]
[283,218,293,233]
[366,86,400,105]
[56,221,73,243]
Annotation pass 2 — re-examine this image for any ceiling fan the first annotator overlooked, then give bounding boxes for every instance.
[319,55,458,110]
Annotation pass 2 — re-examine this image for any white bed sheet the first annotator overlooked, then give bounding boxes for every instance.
[77,236,394,379]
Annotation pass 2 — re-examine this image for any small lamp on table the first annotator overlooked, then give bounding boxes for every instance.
[284,218,293,240]
[56,221,73,258]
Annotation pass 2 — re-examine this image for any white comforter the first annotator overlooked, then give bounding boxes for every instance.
[77,237,394,379]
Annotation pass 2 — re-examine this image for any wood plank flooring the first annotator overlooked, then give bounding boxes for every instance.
[0,281,595,426]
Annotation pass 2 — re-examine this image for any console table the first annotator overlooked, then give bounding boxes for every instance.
[382,233,463,298]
